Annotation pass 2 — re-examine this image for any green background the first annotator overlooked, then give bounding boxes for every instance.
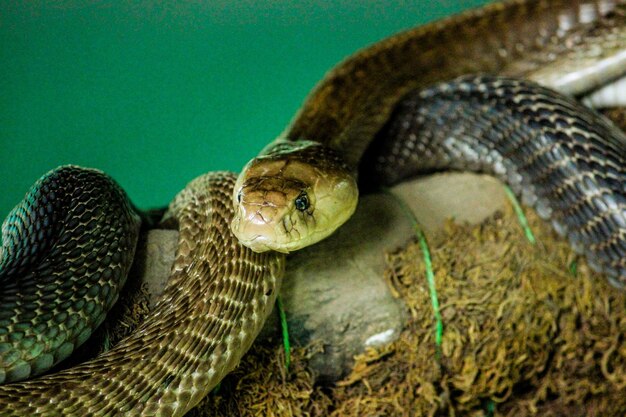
[1,0,491,218]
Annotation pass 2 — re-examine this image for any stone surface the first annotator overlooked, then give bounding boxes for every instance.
[132,229,179,308]
[264,192,412,382]
[392,172,507,234]
[133,172,509,381]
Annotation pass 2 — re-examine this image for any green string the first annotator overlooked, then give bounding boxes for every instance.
[485,399,495,417]
[383,188,443,358]
[277,295,291,370]
[569,260,578,277]
[416,226,443,358]
[382,184,536,407]
[504,186,536,244]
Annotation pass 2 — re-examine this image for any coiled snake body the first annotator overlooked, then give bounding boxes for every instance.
[365,75,626,283]
[2,0,626,415]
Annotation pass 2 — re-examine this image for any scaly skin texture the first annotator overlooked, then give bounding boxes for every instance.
[285,0,626,165]
[1,0,625,415]
[363,75,626,282]
[0,171,284,416]
[232,140,358,253]
[0,166,141,384]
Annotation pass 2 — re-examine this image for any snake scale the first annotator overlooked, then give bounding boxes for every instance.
[364,75,626,283]
[2,0,626,415]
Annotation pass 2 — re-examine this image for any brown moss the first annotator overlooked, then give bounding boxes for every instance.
[186,342,331,417]
[331,204,626,416]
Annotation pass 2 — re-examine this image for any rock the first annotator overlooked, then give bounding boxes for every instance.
[131,229,179,308]
[131,172,509,382]
[263,192,412,382]
[392,172,507,234]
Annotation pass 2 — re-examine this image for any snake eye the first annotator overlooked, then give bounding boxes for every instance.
[294,192,310,212]
[237,191,242,203]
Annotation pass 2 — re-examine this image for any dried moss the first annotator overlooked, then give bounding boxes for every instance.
[333,204,626,416]
[186,341,331,417]
[603,107,626,131]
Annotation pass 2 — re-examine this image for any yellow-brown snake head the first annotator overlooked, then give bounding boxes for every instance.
[231,140,358,253]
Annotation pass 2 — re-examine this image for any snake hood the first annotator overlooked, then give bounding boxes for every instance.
[231,140,358,253]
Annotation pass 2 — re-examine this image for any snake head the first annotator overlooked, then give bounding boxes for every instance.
[231,141,358,253]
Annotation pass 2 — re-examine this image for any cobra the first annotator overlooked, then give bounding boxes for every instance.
[2,1,625,416]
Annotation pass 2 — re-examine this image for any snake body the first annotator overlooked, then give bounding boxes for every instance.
[363,75,626,283]
[285,0,626,168]
[1,0,625,415]
[1,171,283,415]
[0,166,141,383]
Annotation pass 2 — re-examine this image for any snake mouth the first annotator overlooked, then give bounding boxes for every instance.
[230,208,267,252]
[230,173,310,253]
[230,199,306,254]
[236,233,290,254]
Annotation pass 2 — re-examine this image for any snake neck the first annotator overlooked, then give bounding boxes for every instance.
[283,0,626,168]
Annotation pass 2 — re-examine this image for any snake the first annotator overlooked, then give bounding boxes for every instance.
[1,0,625,415]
